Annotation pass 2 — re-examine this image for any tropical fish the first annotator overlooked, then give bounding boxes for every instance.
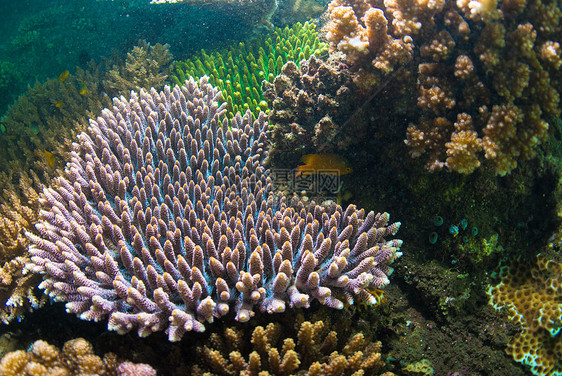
[34,149,56,169]
[296,153,353,176]
[54,100,63,108]
[58,70,70,82]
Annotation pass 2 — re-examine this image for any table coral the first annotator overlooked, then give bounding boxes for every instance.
[191,318,385,375]
[26,77,403,341]
[0,40,180,323]
[0,337,156,376]
[487,254,562,376]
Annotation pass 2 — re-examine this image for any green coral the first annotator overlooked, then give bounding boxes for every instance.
[457,233,503,264]
[171,21,327,119]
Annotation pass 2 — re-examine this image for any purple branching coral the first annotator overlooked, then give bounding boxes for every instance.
[26,77,403,341]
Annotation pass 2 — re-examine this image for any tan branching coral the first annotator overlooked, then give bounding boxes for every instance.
[0,174,44,324]
[103,40,173,99]
[445,113,483,174]
[456,0,501,22]
[324,0,423,88]
[401,0,560,175]
[405,116,451,171]
[0,338,157,376]
[192,318,385,375]
[322,0,559,175]
[539,41,561,69]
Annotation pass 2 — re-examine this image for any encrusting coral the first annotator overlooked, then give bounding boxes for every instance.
[171,21,327,120]
[26,77,403,342]
[487,253,562,376]
[0,337,156,376]
[322,0,560,175]
[191,316,385,375]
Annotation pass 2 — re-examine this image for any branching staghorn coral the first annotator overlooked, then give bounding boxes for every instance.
[26,77,402,342]
[171,21,327,119]
[323,0,440,89]
[191,317,385,375]
[0,337,156,376]
[405,11,558,175]
[103,40,173,99]
[407,2,559,175]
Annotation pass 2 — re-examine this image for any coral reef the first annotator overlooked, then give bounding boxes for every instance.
[0,337,156,376]
[322,0,560,175]
[263,55,361,168]
[103,40,173,99]
[26,77,403,341]
[191,317,385,375]
[487,253,562,376]
[171,21,327,119]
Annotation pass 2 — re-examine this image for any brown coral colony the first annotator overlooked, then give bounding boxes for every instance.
[324,0,560,175]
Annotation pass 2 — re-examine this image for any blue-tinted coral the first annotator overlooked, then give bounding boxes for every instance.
[26,78,402,341]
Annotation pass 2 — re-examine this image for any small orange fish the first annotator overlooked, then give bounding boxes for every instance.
[34,149,56,168]
[58,70,70,82]
[55,100,63,108]
[79,87,88,95]
[296,154,353,177]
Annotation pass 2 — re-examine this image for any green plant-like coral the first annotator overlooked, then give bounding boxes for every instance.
[171,21,327,119]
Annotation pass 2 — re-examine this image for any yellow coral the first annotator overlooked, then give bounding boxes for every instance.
[0,338,155,376]
[487,254,562,376]
[192,317,384,375]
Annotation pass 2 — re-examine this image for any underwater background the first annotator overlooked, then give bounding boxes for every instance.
[0,0,560,375]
